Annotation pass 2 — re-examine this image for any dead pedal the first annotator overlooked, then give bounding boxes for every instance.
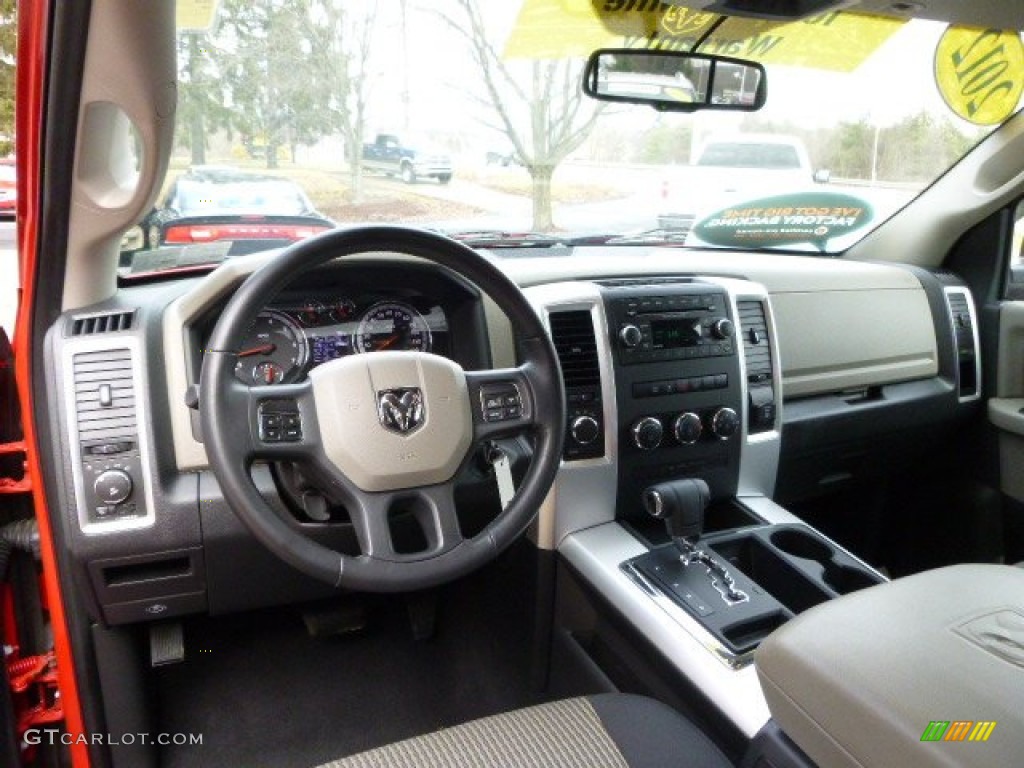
[149,621,185,667]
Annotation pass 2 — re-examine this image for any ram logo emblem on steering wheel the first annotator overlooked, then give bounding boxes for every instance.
[377,388,425,434]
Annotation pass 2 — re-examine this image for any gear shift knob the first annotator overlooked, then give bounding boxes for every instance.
[642,478,711,542]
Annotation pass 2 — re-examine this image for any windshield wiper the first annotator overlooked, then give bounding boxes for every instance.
[442,229,568,248]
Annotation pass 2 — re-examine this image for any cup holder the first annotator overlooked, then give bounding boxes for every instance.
[769,528,834,562]
[823,564,878,594]
[769,527,880,596]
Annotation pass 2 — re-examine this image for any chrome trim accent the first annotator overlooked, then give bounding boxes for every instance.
[943,285,982,403]
[377,387,425,434]
[561,523,772,738]
[61,335,157,534]
[524,282,620,550]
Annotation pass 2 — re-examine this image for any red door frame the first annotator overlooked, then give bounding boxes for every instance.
[14,0,90,764]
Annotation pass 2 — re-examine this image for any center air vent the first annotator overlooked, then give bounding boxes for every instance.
[737,300,776,433]
[70,311,135,336]
[549,311,600,388]
[548,309,603,460]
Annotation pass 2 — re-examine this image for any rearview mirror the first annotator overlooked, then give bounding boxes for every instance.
[582,49,766,113]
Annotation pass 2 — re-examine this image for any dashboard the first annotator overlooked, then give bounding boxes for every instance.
[44,246,982,629]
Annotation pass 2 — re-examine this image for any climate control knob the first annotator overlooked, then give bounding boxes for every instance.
[632,417,664,451]
[618,324,643,348]
[93,469,133,505]
[570,415,600,446]
[711,318,735,339]
[672,412,703,445]
[709,407,740,440]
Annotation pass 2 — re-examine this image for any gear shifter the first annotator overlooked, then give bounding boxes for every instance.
[642,478,747,604]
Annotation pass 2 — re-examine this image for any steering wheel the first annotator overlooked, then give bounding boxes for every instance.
[200,226,565,592]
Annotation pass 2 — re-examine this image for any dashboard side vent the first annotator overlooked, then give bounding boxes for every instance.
[70,311,135,336]
[73,348,138,444]
[549,310,600,388]
[737,300,772,383]
[737,300,776,434]
[548,309,603,460]
[945,290,979,400]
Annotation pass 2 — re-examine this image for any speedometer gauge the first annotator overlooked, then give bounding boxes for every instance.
[234,310,309,385]
[354,301,433,354]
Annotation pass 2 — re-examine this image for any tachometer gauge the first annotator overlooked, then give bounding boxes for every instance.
[234,310,309,385]
[329,298,357,322]
[354,301,433,354]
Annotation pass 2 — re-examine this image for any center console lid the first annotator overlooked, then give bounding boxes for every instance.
[755,564,1024,768]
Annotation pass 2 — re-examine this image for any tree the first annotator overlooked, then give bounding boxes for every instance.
[442,0,604,231]
[0,0,16,156]
[217,0,336,169]
[304,1,377,204]
[176,32,232,166]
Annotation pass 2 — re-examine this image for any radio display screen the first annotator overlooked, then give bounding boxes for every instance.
[651,318,701,348]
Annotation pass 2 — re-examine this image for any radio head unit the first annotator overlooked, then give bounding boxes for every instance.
[605,284,735,365]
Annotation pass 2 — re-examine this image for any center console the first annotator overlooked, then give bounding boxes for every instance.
[526,276,885,741]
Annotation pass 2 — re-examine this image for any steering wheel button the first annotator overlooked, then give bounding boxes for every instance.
[262,413,283,429]
[485,407,506,422]
[282,426,302,441]
[503,394,520,406]
[262,426,282,442]
[506,405,522,419]
[282,414,301,429]
[484,395,503,409]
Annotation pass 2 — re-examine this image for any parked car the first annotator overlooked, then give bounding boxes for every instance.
[363,133,453,184]
[660,133,829,231]
[0,161,16,214]
[119,166,335,269]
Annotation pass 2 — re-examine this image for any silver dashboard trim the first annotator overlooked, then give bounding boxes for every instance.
[560,521,773,738]
[943,285,982,403]
[61,334,157,534]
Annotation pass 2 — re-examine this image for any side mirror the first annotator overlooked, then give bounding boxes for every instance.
[119,224,146,253]
[583,49,766,113]
[814,169,832,184]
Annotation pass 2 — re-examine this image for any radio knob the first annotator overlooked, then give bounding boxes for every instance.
[570,415,600,446]
[632,417,664,451]
[672,412,703,445]
[94,469,133,505]
[710,407,740,440]
[619,324,642,348]
[711,318,735,339]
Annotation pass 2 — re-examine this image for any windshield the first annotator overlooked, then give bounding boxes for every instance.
[121,1,1024,273]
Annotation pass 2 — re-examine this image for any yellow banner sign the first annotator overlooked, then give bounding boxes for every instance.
[934,27,1024,126]
[177,0,220,33]
[505,1,904,72]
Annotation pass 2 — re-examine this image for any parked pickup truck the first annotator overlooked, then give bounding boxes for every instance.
[362,133,453,184]
[660,133,829,232]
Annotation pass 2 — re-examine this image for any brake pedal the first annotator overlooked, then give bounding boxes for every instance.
[149,621,185,667]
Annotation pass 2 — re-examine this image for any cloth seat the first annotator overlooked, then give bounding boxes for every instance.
[317,693,733,768]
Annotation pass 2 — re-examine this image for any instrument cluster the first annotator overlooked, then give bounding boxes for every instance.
[232,294,448,386]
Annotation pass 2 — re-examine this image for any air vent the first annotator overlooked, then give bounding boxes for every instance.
[73,349,138,444]
[945,289,979,400]
[549,311,600,388]
[737,300,772,383]
[738,300,777,434]
[70,311,135,336]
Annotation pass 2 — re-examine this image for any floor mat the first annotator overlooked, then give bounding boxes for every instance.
[154,548,539,768]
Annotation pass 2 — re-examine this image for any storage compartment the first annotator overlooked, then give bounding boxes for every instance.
[626,498,763,547]
[722,612,788,650]
[709,536,831,615]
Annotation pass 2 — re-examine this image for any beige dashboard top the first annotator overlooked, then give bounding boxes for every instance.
[162,247,939,470]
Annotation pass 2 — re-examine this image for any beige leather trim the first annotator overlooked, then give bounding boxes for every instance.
[310,351,472,492]
[756,564,1024,768]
